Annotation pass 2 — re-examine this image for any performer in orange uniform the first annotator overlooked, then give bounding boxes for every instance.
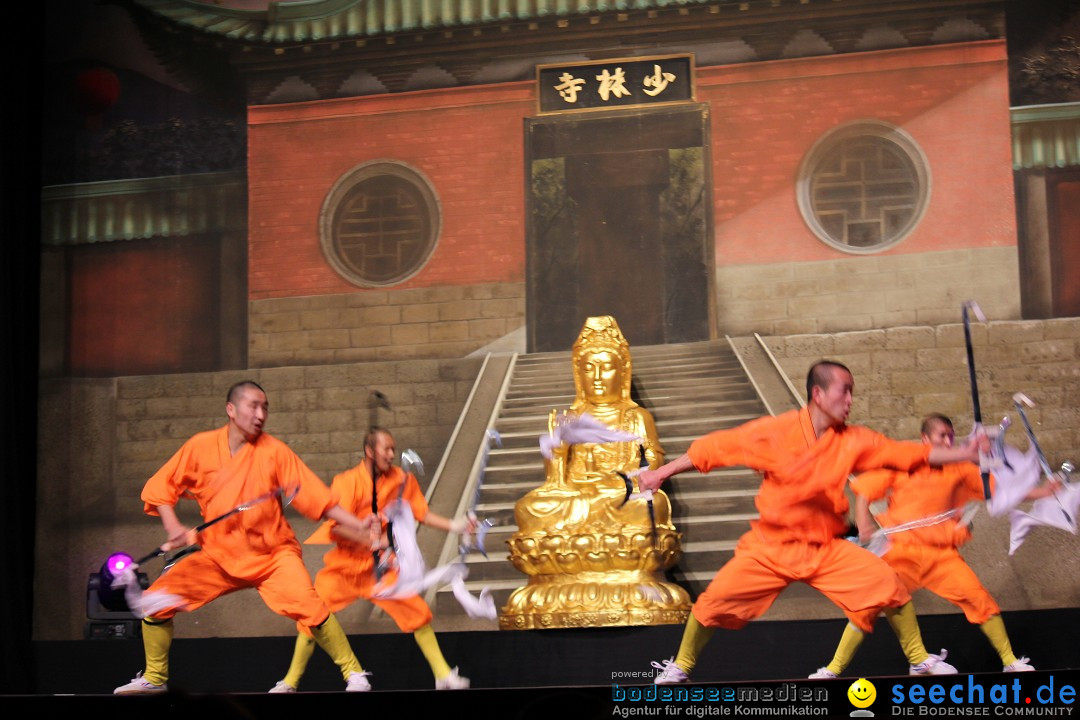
[114,380,378,695]
[810,413,1054,678]
[269,426,473,692]
[637,361,985,683]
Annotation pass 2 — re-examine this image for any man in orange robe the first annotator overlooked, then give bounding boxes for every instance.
[269,426,474,692]
[637,361,984,683]
[114,380,378,694]
[810,413,1053,678]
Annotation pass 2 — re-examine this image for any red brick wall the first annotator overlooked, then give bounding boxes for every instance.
[700,40,1014,264]
[68,238,220,376]
[247,84,532,300]
[247,40,1013,301]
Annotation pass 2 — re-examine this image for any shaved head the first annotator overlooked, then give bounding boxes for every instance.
[920,413,953,437]
[364,426,392,452]
[227,380,266,404]
[805,361,851,403]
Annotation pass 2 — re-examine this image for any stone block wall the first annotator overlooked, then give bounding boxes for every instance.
[248,282,525,367]
[715,247,1021,337]
[761,317,1080,458]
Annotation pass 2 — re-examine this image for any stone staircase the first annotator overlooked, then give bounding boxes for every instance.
[432,339,784,619]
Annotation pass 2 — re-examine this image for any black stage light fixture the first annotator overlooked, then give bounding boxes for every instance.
[85,552,149,639]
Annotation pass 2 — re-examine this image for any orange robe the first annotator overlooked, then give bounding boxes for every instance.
[685,407,930,632]
[851,463,999,623]
[140,426,338,626]
[303,462,433,633]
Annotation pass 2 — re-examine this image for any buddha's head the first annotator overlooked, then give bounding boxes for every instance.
[571,316,632,406]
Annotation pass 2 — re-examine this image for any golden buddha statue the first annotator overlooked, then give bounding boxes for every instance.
[501,316,690,629]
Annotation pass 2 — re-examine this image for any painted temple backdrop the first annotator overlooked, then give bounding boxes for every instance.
[24,0,1080,663]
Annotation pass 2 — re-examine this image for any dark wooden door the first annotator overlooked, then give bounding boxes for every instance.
[525,105,713,352]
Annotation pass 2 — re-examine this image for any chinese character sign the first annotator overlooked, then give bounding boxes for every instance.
[555,72,587,103]
[537,56,693,113]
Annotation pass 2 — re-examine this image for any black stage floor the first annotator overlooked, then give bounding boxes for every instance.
[5,609,1078,717]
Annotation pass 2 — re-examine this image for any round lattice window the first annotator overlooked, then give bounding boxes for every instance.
[320,161,441,286]
[797,122,930,254]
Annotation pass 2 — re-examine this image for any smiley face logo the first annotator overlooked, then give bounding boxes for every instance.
[847,678,877,709]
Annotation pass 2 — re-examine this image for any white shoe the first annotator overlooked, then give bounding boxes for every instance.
[435,667,470,690]
[268,680,296,693]
[809,667,838,679]
[114,671,167,695]
[910,649,957,675]
[1004,657,1035,672]
[346,671,372,692]
[651,657,690,684]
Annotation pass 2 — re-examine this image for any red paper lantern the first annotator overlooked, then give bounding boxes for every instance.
[73,67,121,116]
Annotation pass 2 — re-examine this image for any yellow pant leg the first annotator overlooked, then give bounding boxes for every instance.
[309,613,362,681]
[413,624,452,680]
[141,618,173,686]
[673,613,715,674]
[884,601,930,666]
[979,614,1017,666]
[825,623,866,675]
[282,632,318,689]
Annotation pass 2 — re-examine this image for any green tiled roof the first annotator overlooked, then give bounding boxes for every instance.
[41,172,247,245]
[133,0,721,43]
[1012,102,1080,170]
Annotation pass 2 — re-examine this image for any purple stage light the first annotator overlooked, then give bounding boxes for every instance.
[88,551,149,630]
[106,552,134,575]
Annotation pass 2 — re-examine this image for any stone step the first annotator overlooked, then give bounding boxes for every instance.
[499,390,764,417]
[498,398,762,423]
[502,375,758,398]
[646,397,769,420]
[474,482,758,508]
[508,357,743,377]
[472,463,762,489]
[503,370,752,395]
[511,354,741,376]
[496,403,763,428]
[654,412,762,434]
[489,409,763,441]
[509,368,746,388]
[511,341,731,366]
[502,393,758,417]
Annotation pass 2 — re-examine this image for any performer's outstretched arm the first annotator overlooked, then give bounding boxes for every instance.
[927,435,982,466]
[637,453,695,493]
[421,511,478,535]
[323,504,379,548]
